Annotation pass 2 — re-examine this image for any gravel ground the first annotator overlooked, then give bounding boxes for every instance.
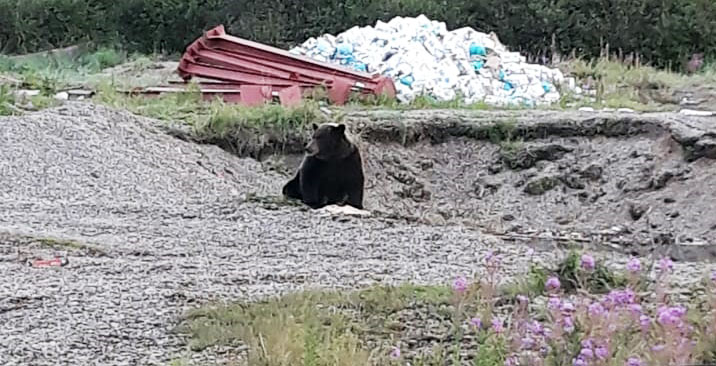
[1,103,715,365]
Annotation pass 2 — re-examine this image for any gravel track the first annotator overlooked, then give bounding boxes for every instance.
[1,103,714,365]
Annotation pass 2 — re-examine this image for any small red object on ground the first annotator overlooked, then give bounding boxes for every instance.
[28,256,69,267]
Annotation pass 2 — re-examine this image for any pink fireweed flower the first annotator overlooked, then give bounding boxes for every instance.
[492,318,504,333]
[548,296,561,310]
[546,276,561,291]
[588,302,606,318]
[453,276,468,294]
[560,301,575,313]
[628,303,642,316]
[390,346,401,359]
[470,317,482,328]
[521,336,535,350]
[563,316,575,333]
[485,250,500,266]
[580,347,594,359]
[581,254,596,271]
[595,345,609,360]
[529,320,545,336]
[626,258,641,273]
[656,305,687,329]
[658,257,673,272]
[581,339,594,349]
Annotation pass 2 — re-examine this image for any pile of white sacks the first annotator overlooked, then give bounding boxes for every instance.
[289,15,569,106]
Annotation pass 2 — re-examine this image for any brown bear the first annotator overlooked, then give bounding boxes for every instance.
[282,123,364,210]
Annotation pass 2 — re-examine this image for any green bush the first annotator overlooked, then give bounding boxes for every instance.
[0,0,713,69]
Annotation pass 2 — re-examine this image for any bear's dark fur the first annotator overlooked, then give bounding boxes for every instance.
[282,123,364,210]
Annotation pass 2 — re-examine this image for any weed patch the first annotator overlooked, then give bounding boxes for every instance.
[179,251,716,366]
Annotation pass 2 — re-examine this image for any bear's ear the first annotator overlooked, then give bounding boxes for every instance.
[311,123,318,131]
[335,124,346,133]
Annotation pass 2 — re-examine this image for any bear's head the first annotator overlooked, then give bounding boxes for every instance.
[305,123,354,160]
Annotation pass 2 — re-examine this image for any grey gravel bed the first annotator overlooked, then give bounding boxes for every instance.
[0,103,713,366]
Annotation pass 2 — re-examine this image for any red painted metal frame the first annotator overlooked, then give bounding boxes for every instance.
[176,25,396,106]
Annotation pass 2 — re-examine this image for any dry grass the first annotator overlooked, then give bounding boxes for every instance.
[556,56,716,111]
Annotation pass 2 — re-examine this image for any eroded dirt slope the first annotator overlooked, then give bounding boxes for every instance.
[274,109,716,260]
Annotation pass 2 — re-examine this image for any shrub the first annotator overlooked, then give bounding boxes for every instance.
[0,0,714,69]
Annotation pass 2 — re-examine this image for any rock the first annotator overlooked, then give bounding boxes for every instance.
[487,163,503,174]
[560,174,586,190]
[650,170,675,190]
[524,175,560,195]
[579,164,603,181]
[628,202,648,221]
[502,214,515,221]
[501,143,573,170]
[663,197,676,204]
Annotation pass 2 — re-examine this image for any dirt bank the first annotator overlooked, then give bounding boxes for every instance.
[259,109,716,262]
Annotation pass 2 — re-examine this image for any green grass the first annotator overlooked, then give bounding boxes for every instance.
[557,56,716,111]
[0,84,16,115]
[0,46,132,92]
[0,231,107,255]
[178,284,457,365]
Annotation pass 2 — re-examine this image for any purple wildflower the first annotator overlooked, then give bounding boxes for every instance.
[470,317,482,328]
[548,296,561,310]
[588,302,605,318]
[581,339,594,349]
[527,247,535,257]
[658,257,673,273]
[573,357,587,366]
[560,301,575,313]
[651,344,665,352]
[580,347,594,359]
[605,289,636,306]
[505,355,518,366]
[485,250,500,266]
[639,314,650,328]
[390,346,401,359]
[628,303,642,316]
[626,357,642,366]
[521,336,535,349]
[657,305,687,327]
[595,345,608,360]
[581,254,596,271]
[546,276,561,291]
[517,295,529,304]
[711,270,716,283]
[563,316,575,333]
[529,320,545,336]
[453,276,468,294]
[492,318,504,333]
[627,258,641,273]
